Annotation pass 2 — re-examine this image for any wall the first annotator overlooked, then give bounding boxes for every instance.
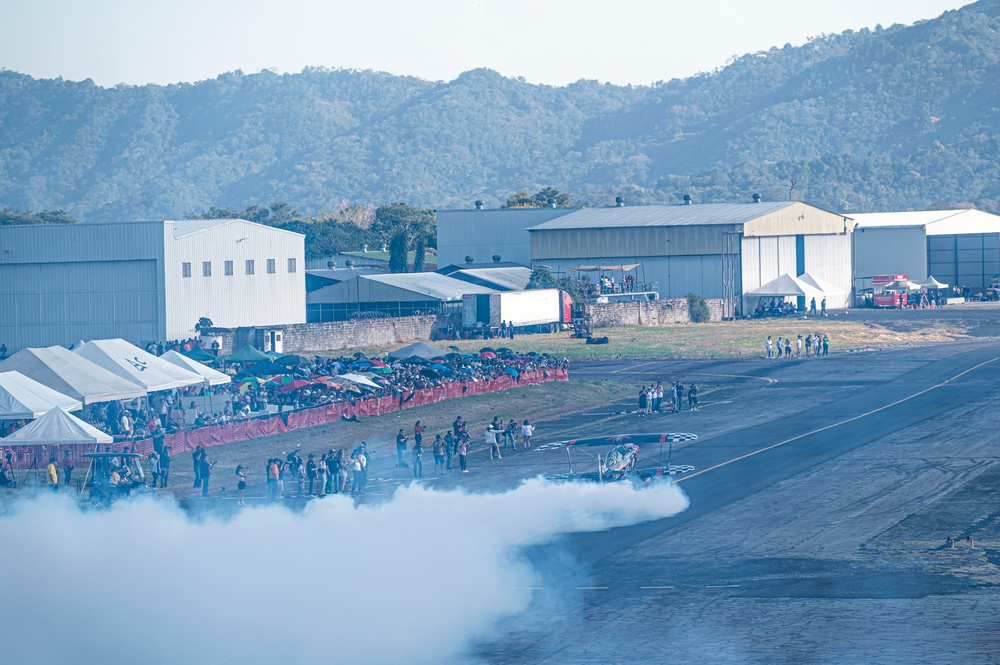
[280,312,462,353]
[436,208,573,268]
[587,298,724,327]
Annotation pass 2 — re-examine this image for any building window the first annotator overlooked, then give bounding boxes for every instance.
[224,260,234,276]
[246,259,255,275]
[202,261,212,277]
[267,258,276,274]
[287,258,297,273]
[182,262,191,278]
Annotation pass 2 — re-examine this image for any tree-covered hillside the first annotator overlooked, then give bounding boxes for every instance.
[2,0,1000,219]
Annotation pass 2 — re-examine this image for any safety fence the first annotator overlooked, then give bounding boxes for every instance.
[4,368,568,467]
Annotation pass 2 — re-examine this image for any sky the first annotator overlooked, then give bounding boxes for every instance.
[0,0,973,87]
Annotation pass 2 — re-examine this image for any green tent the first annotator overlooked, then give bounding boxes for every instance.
[224,345,269,363]
[181,345,216,362]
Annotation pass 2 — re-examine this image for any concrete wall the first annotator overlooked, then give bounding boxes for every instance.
[587,298,724,327]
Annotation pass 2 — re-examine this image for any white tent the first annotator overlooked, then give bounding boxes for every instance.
[158,350,231,386]
[918,276,949,289]
[797,273,846,295]
[0,371,83,419]
[387,341,449,361]
[75,339,203,392]
[0,346,146,405]
[3,407,112,446]
[338,373,381,389]
[745,273,823,297]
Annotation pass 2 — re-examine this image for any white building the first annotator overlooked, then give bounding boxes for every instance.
[0,219,305,351]
[851,209,1000,291]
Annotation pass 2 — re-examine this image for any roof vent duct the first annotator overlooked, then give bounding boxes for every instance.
[492,254,502,263]
[465,255,475,264]
[344,259,354,269]
[615,196,625,207]
[474,200,484,210]
[547,198,556,208]
[752,193,761,203]
[683,194,692,205]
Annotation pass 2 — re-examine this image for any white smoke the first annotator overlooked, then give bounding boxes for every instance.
[1,478,688,664]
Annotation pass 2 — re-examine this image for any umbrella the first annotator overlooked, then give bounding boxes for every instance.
[245,361,288,376]
[505,367,519,378]
[353,352,367,359]
[371,367,393,375]
[420,368,440,379]
[462,353,475,358]
[264,350,280,359]
[496,347,513,356]
[479,351,497,359]
[339,373,381,389]
[343,384,362,394]
[349,360,373,370]
[224,345,270,363]
[369,359,389,368]
[182,345,217,362]
[276,354,311,367]
[480,347,496,354]
[445,352,463,360]
[281,379,312,392]
[265,375,294,386]
[447,345,462,352]
[330,361,346,372]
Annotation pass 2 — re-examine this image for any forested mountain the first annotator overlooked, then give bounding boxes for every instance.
[2,0,1000,220]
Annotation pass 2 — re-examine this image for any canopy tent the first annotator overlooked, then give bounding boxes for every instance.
[565,264,641,272]
[75,339,204,392]
[918,276,949,289]
[3,406,112,446]
[745,273,823,297]
[387,341,449,362]
[797,273,846,295]
[0,346,146,405]
[224,345,270,363]
[0,371,83,419]
[157,350,232,387]
[181,345,216,362]
[337,373,381,389]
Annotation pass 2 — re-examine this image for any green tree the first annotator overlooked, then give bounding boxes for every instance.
[412,235,426,272]
[527,267,583,303]
[686,293,711,323]
[0,209,77,225]
[502,187,573,209]
[388,231,409,273]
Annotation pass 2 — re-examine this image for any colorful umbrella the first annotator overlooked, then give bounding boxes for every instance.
[479,351,497,359]
[265,375,294,386]
[281,379,312,392]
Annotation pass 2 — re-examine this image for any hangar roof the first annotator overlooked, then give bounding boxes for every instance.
[448,267,532,291]
[850,209,1000,235]
[527,202,796,230]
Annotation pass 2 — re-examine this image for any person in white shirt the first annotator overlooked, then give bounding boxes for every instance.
[521,420,534,450]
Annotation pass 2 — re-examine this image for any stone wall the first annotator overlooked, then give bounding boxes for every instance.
[588,298,724,327]
[282,312,462,353]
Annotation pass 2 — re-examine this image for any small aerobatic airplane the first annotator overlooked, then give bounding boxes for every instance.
[545,432,697,485]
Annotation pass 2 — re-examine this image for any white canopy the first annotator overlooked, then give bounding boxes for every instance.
[0,371,83,419]
[75,339,203,392]
[918,276,949,289]
[387,341,449,361]
[0,346,146,405]
[797,272,846,295]
[338,373,381,389]
[158,350,232,386]
[746,273,823,297]
[3,407,112,446]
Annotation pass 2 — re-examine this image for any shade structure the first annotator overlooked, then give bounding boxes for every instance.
[387,341,449,362]
[181,345,216,362]
[0,371,83,419]
[75,339,203,392]
[3,407,112,446]
[797,272,846,295]
[0,346,146,405]
[745,273,823,297]
[918,276,949,289]
[224,345,270,363]
[158,350,232,386]
[337,373,381,389]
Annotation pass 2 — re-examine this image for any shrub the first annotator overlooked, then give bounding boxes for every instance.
[686,293,710,323]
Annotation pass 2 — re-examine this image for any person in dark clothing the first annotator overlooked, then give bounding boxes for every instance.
[396,429,409,468]
[306,454,317,495]
[159,447,171,487]
[192,446,205,487]
[200,457,214,496]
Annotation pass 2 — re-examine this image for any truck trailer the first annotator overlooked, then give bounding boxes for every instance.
[462,289,572,334]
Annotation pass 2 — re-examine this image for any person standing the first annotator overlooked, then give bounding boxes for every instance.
[804,334,812,357]
[487,424,501,460]
[784,337,792,359]
[444,431,456,469]
[306,454,318,496]
[688,383,699,411]
[521,420,534,450]
[396,429,409,468]
[796,334,803,358]
[159,447,171,487]
[821,297,827,316]
[823,334,830,356]
[412,437,424,478]
[46,456,59,491]
[325,450,336,494]
[638,387,648,418]
[457,435,470,472]
[809,297,817,314]
[350,452,363,493]
[147,450,160,489]
[413,421,424,450]
[267,458,279,503]
[235,465,247,506]
[503,419,517,451]
[62,450,75,490]
[192,446,205,488]
[765,336,773,358]
[200,456,213,497]
[433,435,446,476]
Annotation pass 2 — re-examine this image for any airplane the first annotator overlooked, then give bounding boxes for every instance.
[544,432,697,485]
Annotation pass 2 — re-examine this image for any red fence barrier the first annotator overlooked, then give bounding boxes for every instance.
[4,368,568,466]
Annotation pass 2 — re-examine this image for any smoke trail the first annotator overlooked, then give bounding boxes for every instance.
[1,478,688,664]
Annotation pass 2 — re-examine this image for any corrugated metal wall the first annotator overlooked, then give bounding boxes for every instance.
[437,209,571,267]
[803,235,853,308]
[852,227,927,284]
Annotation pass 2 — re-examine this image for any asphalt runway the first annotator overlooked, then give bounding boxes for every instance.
[473,341,1000,664]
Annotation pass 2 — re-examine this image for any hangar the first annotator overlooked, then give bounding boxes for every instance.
[851,209,1000,293]
[0,219,305,352]
[306,273,493,322]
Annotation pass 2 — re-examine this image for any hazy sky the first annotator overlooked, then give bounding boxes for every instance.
[0,0,972,87]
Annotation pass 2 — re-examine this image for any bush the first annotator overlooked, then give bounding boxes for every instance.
[686,293,710,323]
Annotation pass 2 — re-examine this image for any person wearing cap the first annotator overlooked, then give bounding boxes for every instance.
[46,456,58,491]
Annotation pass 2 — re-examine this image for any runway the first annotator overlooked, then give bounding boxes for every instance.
[475,341,1000,664]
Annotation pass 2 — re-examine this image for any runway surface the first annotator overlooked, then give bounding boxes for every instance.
[473,341,1000,664]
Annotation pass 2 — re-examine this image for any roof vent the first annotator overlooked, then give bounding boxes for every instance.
[344,259,355,269]
[683,194,692,205]
[474,200,484,210]
[752,193,761,203]
[492,254,502,263]
[327,261,334,269]
[615,196,625,207]
[465,255,475,264]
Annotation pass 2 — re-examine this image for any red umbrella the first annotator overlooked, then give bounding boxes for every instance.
[369,359,389,368]
[479,351,497,359]
[281,379,312,392]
